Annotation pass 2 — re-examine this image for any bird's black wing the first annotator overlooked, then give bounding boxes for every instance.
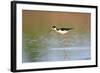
[60,28,73,31]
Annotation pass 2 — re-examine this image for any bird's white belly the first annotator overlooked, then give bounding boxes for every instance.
[56,30,68,34]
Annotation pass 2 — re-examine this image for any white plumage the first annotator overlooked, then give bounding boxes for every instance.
[52,26,72,34]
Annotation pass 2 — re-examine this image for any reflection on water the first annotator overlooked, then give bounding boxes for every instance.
[22,31,91,63]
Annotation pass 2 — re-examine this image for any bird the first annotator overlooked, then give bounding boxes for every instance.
[52,26,73,34]
[52,26,73,60]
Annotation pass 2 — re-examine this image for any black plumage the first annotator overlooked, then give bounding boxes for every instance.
[52,26,73,34]
[57,28,73,31]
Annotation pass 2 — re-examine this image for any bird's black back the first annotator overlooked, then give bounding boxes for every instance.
[57,28,73,31]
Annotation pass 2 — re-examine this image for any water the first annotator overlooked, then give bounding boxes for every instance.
[23,47,90,62]
[22,33,91,62]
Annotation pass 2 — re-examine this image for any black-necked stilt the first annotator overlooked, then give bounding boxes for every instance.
[52,26,73,60]
[52,26,73,34]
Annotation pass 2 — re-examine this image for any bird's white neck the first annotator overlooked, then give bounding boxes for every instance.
[52,28,57,31]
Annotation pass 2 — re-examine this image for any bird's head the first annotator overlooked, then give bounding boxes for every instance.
[52,26,56,28]
[52,26,57,30]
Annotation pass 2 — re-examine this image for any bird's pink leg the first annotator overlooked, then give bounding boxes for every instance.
[63,34,69,60]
